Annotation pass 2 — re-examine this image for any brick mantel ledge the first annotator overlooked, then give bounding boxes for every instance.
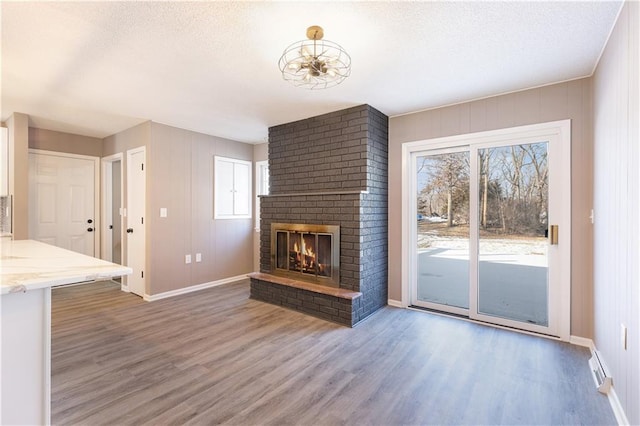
[258,190,368,198]
[247,272,362,300]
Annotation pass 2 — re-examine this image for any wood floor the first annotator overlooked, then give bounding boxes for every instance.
[52,280,616,425]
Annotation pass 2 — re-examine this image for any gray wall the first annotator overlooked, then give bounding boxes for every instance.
[5,113,29,239]
[29,128,102,157]
[104,121,254,296]
[103,121,152,293]
[389,78,594,338]
[147,122,254,295]
[23,120,255,296]
[593,1,639,424]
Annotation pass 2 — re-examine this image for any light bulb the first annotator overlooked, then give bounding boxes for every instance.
[301,46,313,60]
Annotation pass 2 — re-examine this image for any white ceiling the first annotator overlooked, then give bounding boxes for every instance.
[1,1,623,144]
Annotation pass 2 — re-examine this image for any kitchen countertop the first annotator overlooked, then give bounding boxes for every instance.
[1,239,132,295]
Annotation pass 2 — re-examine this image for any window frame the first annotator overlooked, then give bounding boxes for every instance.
[214,156,252,219]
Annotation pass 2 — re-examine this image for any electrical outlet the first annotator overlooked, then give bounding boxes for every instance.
[621,324,627,350]
[160,208,167,218]
[196,253,202,262]
[185,254,192,264]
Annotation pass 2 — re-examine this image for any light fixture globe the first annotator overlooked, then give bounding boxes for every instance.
[279,25,351,90]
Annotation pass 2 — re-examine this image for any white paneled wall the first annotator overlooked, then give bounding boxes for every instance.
[593,2,639,424]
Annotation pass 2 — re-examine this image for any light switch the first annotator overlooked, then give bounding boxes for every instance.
[185,254,191,264]
[196,253,202,262]
[160,208,168,218]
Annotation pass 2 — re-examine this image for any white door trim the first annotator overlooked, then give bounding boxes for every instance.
[101,153,123,264]
[401,120,571,341]
[29,149,100,256]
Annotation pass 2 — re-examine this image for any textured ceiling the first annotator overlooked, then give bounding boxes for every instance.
[1,1,623,143]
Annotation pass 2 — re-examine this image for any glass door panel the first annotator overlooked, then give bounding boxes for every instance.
[476,143,549,326]
[415,151,470,311]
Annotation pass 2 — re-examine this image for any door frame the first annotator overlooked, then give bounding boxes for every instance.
[28,149,100,256]
[401,120,571,340]
[409,145,472,317]
[101,153,123,264]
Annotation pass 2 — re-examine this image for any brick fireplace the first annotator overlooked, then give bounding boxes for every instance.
[250,104,388,327]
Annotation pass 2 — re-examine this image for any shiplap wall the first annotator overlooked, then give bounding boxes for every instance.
[103,121,255,296]
[389,78,594,338]
[593,2,639,424]
[148,122,254,295]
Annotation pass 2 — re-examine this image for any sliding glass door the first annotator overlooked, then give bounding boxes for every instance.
[407,121,570,338]
[413,149,470,315]
[476,142,549,327]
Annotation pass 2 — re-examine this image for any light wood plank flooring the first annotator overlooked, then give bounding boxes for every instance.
[52,280,616,425]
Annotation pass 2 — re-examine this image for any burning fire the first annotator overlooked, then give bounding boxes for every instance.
[292,241,316,269]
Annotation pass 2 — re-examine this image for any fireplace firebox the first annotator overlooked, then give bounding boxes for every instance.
[270,223,340,288]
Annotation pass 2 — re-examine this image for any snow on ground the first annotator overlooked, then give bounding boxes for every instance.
[417,235,547,266]
[416,234,548,325]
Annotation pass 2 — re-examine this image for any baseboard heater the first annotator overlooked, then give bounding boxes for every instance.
[589,349,612,394]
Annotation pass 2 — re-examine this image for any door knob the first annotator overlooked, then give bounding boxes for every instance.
[87,219,93,224]
[127,228,134,233]
[109,225,113,230]
[87,227,94,232]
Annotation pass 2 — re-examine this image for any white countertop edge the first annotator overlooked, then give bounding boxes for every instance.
[1,267,133,295]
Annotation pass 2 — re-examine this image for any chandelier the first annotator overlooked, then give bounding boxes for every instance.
[278,26,351,90]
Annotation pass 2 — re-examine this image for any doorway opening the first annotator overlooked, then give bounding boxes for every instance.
[102,154,123,283]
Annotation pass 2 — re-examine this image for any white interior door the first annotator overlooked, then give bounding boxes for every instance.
[28,151,98,256]
[406,121,571,339]
[126,147,146,297]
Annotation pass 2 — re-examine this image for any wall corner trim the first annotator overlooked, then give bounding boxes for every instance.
[387,299,404,308]
[143,274,249,302]
[569,335,595,349]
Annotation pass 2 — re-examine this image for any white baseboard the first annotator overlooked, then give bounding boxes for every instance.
[608,386,630,426]
[569,335,594,349]
[143,274,249,302]
[387,299,404,308]
[588,343,629,426]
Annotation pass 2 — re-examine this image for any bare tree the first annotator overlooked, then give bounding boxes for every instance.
[416,152,469,226]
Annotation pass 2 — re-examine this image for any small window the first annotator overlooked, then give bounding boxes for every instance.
[214,156,252,219]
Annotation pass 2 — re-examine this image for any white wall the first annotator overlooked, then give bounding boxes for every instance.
[593,2,639,424]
